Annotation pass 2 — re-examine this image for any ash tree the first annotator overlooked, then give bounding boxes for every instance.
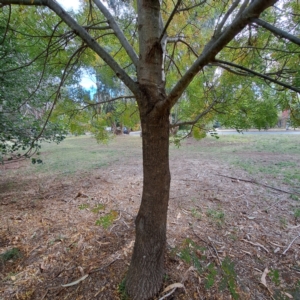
[1,0,300,298]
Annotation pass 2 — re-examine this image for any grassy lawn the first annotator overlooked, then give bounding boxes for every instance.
[17,135,142,178]
[4,133,299,190]
[171,134,300,191]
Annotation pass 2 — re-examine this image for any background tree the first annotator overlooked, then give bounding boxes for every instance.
[0,5,86,162]
[1,1,299,299]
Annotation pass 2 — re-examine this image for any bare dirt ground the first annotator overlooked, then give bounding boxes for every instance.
[1,137,300,300]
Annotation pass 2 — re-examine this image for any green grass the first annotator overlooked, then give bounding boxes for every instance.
[15,135,142,178]
[2,134,299,193]
[171,134,300,190]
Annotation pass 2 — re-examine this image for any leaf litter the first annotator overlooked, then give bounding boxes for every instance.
[0,136,300,299]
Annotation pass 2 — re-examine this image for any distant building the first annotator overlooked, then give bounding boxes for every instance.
[277,110,290,129]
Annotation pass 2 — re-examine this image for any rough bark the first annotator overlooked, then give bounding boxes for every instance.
[124,1,170,297]
[125,91,170,299]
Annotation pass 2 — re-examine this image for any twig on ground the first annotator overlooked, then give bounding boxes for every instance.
[61,274,89,287]
[288,224,300,229]
[282,233,300,255]
[159,288,176,300]
[207,236,222,266]
[41,289,48,300]
[215,174,300,196]
[192,227,222,266]
[88,256,120,274]
[242,239,269,253]
[88,287,105,299]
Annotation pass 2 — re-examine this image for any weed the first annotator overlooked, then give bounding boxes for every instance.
[205,263,218,289]
[95,210,118,229]
[290,194,299,201]
[0,248,21,262]
[177,238,206,274]
[78,203,89,210]
[269,269,280,286]
[177,239,239,298]
[91,203,106,213]
[279,217,287,229]
[191,208,202,220]
[163,274,170,281]
[228,234,238,241]
[219,257,239,299]
[293,208,300,220]
[118,278,129,300]
[206,208,225,227]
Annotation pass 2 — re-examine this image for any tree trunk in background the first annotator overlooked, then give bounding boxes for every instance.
[126,92,171,300]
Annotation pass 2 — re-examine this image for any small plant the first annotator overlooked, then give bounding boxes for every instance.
[220,257,239,299]
[206,208,225,227]
[177,238,206,274]
[191,208,202,220]
[228,234,238,241]
[0,248,21,262]
[163,274,170,281]
[269,269,280,286]
[78,203,90,210]
[279,217,287,229]
[118,278,129,300]
[294,208,300,220]
[91,203,106,213]
[95,210,118,229]
[290,194,299,201]
[205,263,218,289]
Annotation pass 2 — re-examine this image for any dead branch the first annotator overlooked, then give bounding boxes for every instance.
[282,233,300,255]
[61,274,89,287]
[242,239,269,253]
[215,174,300,196]
[88,257,120,274]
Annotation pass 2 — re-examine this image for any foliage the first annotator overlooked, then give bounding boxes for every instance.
[269,269,281,286]
[95,210,118,229]
[206,208,225,226]
[78,203,90,210]
[91,203,106,213]
[0,248,21,262]
[0,7,81,163]
[176,238,238,298]
[118,278,130,300]
[293,208,300,220]
[219,257,239,299]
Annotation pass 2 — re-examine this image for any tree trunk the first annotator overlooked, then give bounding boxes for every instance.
[126,93,171,300]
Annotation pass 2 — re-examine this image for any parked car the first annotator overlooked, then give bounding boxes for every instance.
[123,127,129,134]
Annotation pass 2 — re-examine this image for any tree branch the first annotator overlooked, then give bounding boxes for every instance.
[215,59,300,93]
[161,0,278,110]
[178,0,207,12]
[93,0,138,67]
[170,99,218,128]
[251,18,300,46]
[167,37,199,57]
[158,0,182,44]
[215,0,241,36]
[81,95,136,110]
[0,0,139,96]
